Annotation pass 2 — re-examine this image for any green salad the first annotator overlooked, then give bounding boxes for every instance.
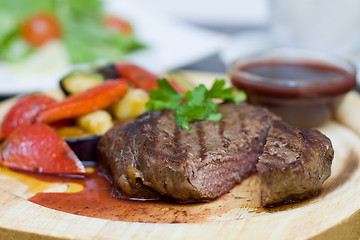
[0,0,145,64]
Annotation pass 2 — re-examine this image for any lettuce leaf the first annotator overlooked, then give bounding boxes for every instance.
[0,0,145,64]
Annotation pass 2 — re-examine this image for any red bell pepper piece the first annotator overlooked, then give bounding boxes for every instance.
[1,123,85,175]
[115,63,159,91]
[1,93,57,139]
[35,80,128,123]
[115,63,186,93]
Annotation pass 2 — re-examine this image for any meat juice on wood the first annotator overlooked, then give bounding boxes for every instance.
[18,165,257,223]
[230,60,356,127]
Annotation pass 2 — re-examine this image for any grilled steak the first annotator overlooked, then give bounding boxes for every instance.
[257,120,333,206]
[97,103,334,205]
[97,103,278,202]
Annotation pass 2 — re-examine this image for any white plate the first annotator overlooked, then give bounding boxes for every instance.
[0,0,228,95]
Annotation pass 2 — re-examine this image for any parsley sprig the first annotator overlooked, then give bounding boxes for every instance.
[146,79,246,130]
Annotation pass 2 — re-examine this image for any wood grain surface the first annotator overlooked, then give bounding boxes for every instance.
[0,72,360,240]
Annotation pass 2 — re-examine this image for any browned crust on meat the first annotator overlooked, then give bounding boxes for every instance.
[97,103,334,205]
[257,120,334,207]
[97,103,278,202]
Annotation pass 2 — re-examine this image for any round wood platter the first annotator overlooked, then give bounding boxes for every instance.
[1,72,360,240]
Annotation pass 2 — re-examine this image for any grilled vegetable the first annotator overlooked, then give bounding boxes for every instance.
[114,62,186,93]
[109,88,149,121]
[115,63,159,90]
[56,126,100,162]
[76,110,113,135]
[0,93,57,139]
[65,135,100,162]
[35,80,128,123]
[96,64,119,79]
[60,70,104,95]
[1,123,86,175]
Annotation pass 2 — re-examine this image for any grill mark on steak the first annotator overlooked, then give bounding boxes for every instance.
[237,107,248,137]
[155,151,185,163]
[257,120,333,206]
[173,125,184,159]
[218,121,229,148]
[195,122,206,160]
[142,111,160,160]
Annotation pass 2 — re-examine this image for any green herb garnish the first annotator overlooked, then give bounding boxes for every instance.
[146,78,246,130]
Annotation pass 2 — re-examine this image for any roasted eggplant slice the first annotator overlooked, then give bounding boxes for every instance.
[96,64,119,79]
[65,135,100,162]
[56,126,100,162]
[60,70,104,95]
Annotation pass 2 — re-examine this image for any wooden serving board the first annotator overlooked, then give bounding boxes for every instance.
[1,72,360,240]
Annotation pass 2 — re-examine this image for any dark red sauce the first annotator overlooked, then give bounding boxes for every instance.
[230,60,356,127]
[242,61,345,82]
[231,60,356,99]
[27,165,248,223]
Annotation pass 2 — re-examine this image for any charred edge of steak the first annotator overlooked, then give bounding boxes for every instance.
[98,158,162,201]
[97,120,163,201]
[257,120,334,207]
[262,190,320,208]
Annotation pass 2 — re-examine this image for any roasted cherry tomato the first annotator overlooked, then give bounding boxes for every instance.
[0,93,57,139]
[1,123,85,175]
[21,13,61,47]
[35,80,128,123]
[104,15,133,35]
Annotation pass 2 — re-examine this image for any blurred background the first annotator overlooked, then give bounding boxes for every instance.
[130,0,270,72]
[139,0,360,73]
[1,0,360,96]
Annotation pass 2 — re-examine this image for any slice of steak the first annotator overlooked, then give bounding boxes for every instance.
[97,103,278,202]
[257,120,334,207]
